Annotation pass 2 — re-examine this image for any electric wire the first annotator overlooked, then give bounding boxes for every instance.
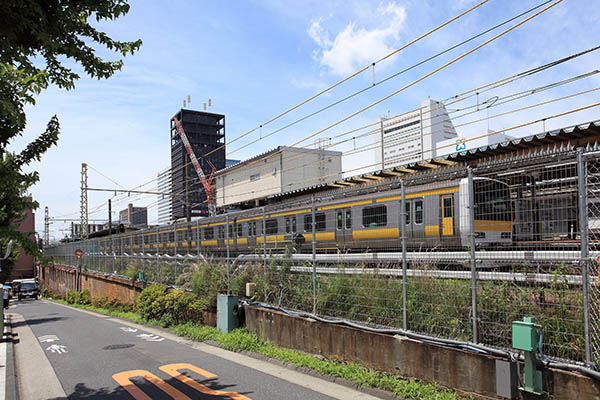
[201,0,493,160]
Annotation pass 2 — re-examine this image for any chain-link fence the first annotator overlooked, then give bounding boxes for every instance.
[45,146,600,369]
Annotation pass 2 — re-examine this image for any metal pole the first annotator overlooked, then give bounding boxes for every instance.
[311,195,317,315]
[173,226,177,256]
[468,167,478,343]
[196,220,201,257]
[577,148,592,365]
[262,207,267,273]
[401,180,408,331]
[226,214,230,295]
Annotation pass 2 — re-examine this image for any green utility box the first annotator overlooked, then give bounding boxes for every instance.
[512,317,539,351]
[512,317,544,396]
[217,294,239,333]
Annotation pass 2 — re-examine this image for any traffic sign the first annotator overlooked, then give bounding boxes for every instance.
[74,249,84,259]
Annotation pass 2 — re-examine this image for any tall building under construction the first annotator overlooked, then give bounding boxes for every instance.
[171,109,225,219]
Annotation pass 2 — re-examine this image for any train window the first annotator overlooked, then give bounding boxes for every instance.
[292,217,297,233]
[415,200,423,224]
[443,197,453,218]
[237,223,243,237]
[405,202,411,224]
[316,213,326,231]
[252,221,257,236]
[362,205,387,227]
[266,219,278,234]
[218,226,224,239]
[285,218,290,233]
[204,227,214,240]
[337,211,343,230]
[228,224,234,238]
[304,215,311,231]
[345,210,351,229]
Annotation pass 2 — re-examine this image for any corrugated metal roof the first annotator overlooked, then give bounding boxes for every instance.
[270,119,600,200]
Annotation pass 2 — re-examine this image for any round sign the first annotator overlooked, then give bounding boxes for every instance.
[74,249,84,259]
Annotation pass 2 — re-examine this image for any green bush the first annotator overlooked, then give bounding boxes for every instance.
[135,284,207,326]
[91,296,109,309]
[78,289,91,305]
[65,290,77,304]
[137,284,168,321]
[65,289,91,305]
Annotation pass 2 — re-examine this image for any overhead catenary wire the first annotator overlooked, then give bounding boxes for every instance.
[227,0,560,156]
[287,0,562,150]
[201,0,493,160]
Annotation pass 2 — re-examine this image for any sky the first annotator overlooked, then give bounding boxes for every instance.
[8,0,600,241]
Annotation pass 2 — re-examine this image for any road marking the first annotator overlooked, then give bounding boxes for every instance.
[159,363,251,400]
[38,334,60,343]
[136,333,164,342]
[46,344,67,354]
[120,327,138,333]
[112,370,191,400]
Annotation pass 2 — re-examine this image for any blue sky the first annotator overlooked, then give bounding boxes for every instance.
[9,0,600,240]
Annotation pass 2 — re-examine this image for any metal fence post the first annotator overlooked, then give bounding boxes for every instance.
[401,180,408,331]
[262,207,267,273]
[468,167,478,343]
[226,214,231,295]
[577,148,592,365]
[311,194,317,315]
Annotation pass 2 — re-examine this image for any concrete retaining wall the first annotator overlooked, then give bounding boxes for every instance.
[245,306,600,400]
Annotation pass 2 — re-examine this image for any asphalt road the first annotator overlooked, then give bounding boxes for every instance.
[11,299,381,400]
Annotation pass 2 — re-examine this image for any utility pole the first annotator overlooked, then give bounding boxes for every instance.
[80,163,89,240]
[44,206,49,246]
[108,199,112,240]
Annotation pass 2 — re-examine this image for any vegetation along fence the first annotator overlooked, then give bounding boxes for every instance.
[45,146,600,369]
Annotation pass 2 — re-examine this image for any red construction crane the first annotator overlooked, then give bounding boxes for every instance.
[172,116,216,216]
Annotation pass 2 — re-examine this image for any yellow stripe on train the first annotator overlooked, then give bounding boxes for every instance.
[352,228,399,239]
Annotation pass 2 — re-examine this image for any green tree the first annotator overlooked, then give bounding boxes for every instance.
[0,1,142,263]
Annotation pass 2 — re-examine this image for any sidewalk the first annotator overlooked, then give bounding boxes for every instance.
[2,307,18,400]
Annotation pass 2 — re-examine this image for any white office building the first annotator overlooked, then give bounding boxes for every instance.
[157,170,172,225]
[375,99,458,169]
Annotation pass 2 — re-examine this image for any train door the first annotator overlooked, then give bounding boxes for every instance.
[403,200,413,245]
[335,208,352,248]
[441,194,454,236]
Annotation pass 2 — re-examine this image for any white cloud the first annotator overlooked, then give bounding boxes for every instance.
[309,2,407,76]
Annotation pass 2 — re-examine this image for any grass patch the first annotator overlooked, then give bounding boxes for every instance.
[45,297,469,400]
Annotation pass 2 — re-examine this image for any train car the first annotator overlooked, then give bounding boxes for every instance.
[103,176,511,255]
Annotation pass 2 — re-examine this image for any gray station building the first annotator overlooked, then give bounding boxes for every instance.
[215,146,342,209]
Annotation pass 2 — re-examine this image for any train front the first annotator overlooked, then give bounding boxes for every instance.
[459,177,512,247]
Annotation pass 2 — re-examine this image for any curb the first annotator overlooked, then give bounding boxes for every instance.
[3,314,18,400]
